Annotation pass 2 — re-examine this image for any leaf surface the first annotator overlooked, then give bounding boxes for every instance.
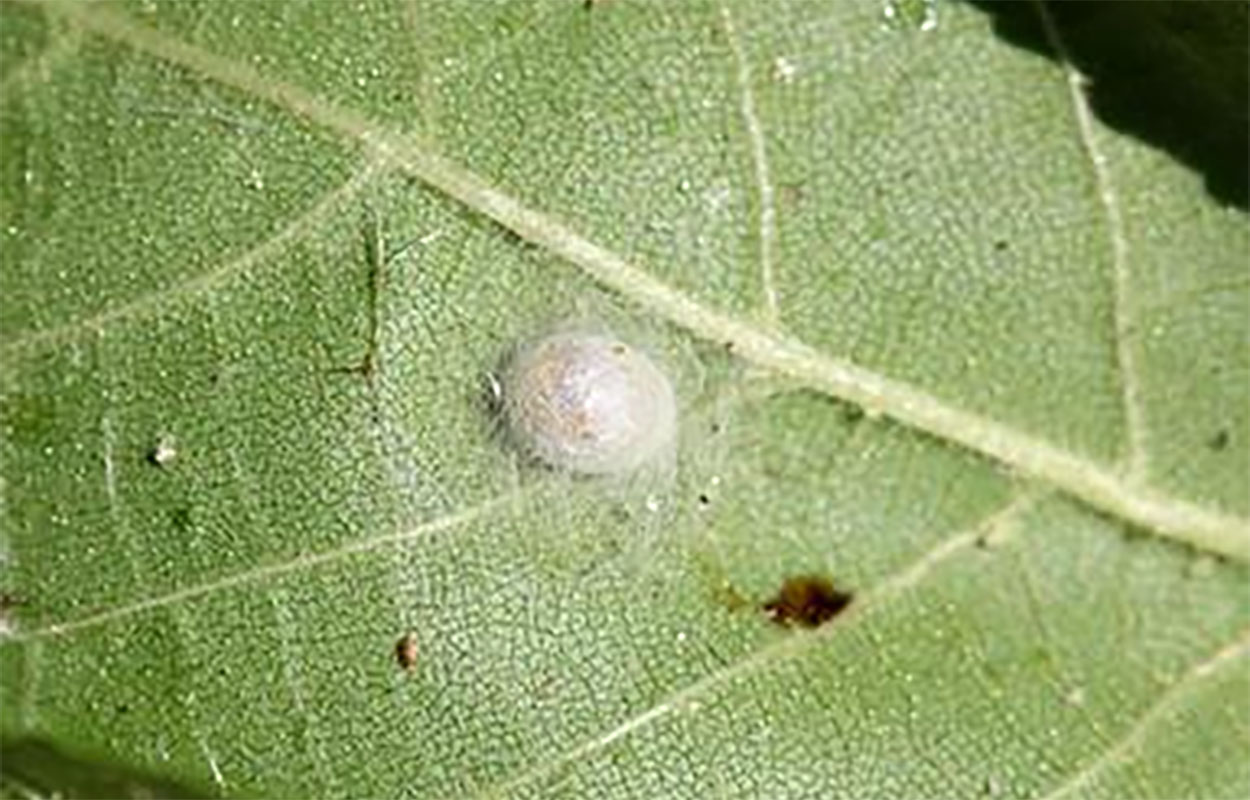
[1,2,1247,798]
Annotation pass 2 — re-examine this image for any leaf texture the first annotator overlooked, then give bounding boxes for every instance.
[1,2,1247,798]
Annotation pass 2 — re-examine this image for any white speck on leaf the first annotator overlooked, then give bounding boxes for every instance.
[150,434,177,467]
[772,56,797,83]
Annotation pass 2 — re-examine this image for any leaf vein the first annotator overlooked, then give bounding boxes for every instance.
[0,154,387,359]
[478,491,1041,798]
[6,491,520,642]
[721,4,780,325]
[26,1,1250,562]
[1036,0,1147,480]
[1037,624,1250,800]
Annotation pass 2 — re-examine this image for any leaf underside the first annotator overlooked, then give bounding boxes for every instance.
[1,2,1247,799]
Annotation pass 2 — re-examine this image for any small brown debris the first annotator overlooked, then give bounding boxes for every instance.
[762,575,852,629]
[395,633,418,672]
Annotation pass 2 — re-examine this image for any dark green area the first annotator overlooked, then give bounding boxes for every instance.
[971,0,1249,208]
[0,738,211,799]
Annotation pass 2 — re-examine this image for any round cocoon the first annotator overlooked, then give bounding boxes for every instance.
[501,332,677,476]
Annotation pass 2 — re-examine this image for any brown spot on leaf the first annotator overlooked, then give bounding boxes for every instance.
[762,575,852,628]
[395,633,418,672]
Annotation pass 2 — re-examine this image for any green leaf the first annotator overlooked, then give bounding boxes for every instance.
[0,737,208,799]
[2,1,1247,798]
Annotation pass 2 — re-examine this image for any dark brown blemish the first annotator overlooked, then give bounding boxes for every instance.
[395,633,418,672]
[762,575,853,629]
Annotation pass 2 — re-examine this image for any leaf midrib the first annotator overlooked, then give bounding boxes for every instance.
[11,0,1249,564]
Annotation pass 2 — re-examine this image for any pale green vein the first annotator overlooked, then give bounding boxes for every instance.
[1038,625,1250,800]
[479,491,1041,798]
[1,154,388,359]
[28,1,1250,562]
[4,490,520,642]
[4,391,731,642]
[1036,0,1147,481]
[721,3,780,325]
